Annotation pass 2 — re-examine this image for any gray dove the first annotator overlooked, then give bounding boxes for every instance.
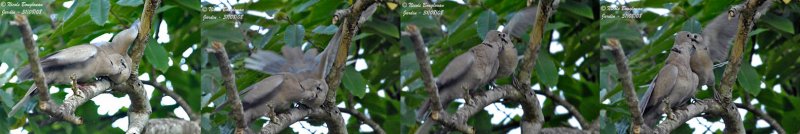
[497,36,517,78]
[688,31,714,90]
[639,31,700,127]
[415,30,508,133]
[9,22,138,116]
[238,73,327,123]
[217,47,328,124]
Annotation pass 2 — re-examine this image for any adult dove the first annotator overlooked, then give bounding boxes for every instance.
[216,47,328,124]
[415,30,508,133]
[497,36,517,78]
[237,73,327,123]
[639,31,700,127]
[9,22,138,117]
[687,31,714,90]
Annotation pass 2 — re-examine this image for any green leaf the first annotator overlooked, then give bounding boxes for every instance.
[89,0,110,26]
[737,63,761,96]
[535,52,558,87]
[560,1,594,19]
[681,18,701,33]
[292,0,320,13]
[116,0,143,6]
[342,67,367,98]
[284,24,305,47]
[477,10,498,40]
[63,0,82,22]
[545,22,569,31]
[364,20,399,38]
[748,28,768,36]
[312,25,338,35]
[761,14,795,34]
[144,43,170,72]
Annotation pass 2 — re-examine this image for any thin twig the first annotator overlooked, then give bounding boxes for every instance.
[142,80,198,122]
[338,108,386,134]
[209,42,248,133]
[539,85,590,129]
[735,103,785,134]
[146,67,197,122]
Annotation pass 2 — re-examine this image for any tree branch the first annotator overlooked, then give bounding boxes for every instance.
[406,23,475,133]
[512,0,558,133]
[129,0,160,66]
[605,38,645,133]
[208,42,248,133]
[112,0,160,132]
[56,80,113,123]
[735,103,785,134]
[653,99,722,133]
[338,108,386,134]
[143,118,200,133]
[405,25,445,122]
[260,108,325,134]
[111,77,151,133]
[715,0,768,133]
[15,13,55,119]
[540,127,593,134]
[322,0,377,133]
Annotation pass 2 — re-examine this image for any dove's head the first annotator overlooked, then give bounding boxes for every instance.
[107,54,132,84]
[298,79,328,108]
[671,32,698,59]
[484,30,511,46]
[675,31,702,46]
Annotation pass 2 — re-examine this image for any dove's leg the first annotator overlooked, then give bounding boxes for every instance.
[462,85,472,106]
[663,99,674,120]
[266,104,278,124]
[70,73,82,97]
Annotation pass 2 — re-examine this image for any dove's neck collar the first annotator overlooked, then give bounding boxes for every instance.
[480,43,495,48]
[667,50,691,66]
[670,47,682,54]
